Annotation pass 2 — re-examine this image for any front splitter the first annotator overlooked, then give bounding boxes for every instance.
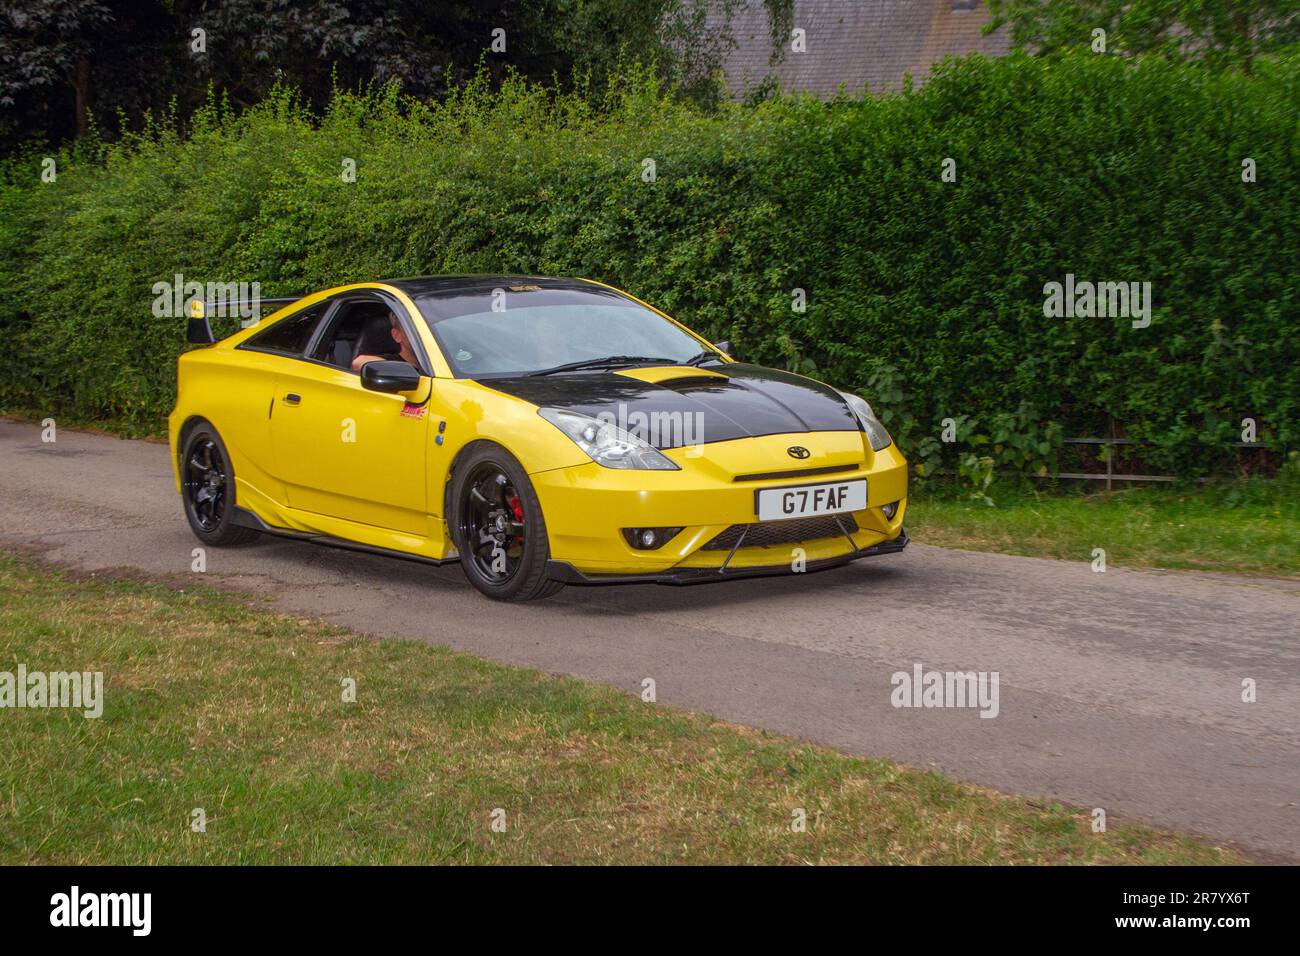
[546,529,908,586]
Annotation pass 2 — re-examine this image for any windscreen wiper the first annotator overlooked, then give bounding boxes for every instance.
[683,349,723,366]
[527,355,679,376]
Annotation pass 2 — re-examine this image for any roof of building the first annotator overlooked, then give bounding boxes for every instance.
[720,0,1011,98]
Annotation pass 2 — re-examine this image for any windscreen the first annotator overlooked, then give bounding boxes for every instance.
[413,285,707,377]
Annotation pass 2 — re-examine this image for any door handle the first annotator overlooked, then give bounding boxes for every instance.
[283,393,302,406]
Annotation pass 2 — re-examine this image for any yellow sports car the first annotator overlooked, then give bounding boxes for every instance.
[169,277,908,600]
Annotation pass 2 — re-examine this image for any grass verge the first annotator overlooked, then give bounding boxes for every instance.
[908,477,1299,577]
[0,551,1244,865]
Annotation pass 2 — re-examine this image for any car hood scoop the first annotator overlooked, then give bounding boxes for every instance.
[479,363,860,449]
[613,365,730,386]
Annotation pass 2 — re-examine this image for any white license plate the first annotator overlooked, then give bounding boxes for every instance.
[755,479,867,521]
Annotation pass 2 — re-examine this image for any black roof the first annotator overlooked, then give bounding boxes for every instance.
[384,275,599,299]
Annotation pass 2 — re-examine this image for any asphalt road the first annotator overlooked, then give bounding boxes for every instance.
[2,419,1297,859]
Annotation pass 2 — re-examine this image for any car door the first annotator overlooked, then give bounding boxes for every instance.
[229,302,334,508]
[268,295,431,536]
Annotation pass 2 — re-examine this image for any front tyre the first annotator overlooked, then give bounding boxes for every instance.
[180,422,260,546]
[450,443,563,601]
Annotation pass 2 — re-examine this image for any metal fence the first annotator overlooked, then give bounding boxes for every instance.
[1052,437,1271,490]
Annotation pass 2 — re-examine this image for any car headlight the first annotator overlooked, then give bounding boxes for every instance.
[538,408,680,470]
[835,390,893,452]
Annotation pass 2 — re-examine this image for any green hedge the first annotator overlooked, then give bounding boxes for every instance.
[2,54,1296,476]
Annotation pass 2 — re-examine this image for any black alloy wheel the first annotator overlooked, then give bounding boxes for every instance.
[180,423,260,546]
[451,443,563,601]
[459,462,527,584]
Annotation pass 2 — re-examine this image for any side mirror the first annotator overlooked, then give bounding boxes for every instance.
[713,340,733,358]
[360,360,422,394]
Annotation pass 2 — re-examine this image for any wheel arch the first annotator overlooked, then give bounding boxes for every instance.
[443,437,512,520]
[176,414,214,470]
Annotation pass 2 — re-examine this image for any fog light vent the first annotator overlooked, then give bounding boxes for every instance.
[881,501,900,520]
[622,527,683,550]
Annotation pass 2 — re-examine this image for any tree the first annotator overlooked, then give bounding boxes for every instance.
[0,0,113,138]
[985,0,1300,72]
[0,0,788,152]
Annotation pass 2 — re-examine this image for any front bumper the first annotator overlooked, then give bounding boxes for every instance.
[547,528,908,586]
[530,431,909,578]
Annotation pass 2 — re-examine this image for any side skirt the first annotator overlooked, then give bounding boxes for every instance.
[232,507,458,568]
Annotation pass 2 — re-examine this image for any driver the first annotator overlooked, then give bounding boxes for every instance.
[351,310,419,372]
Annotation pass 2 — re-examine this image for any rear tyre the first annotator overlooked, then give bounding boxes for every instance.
[450,443,563,601]
[180,422,260,546]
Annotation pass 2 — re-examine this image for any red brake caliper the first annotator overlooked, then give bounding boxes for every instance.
[509,495,524,537]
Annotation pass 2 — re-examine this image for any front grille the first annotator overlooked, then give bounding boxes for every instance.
[701,515,859,551]
[732,464,860,483]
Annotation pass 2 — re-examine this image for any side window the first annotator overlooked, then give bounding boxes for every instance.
[243,304,326,356]
[311,300,394,371]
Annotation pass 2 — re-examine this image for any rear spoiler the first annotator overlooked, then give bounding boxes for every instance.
[186,296,306,344]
